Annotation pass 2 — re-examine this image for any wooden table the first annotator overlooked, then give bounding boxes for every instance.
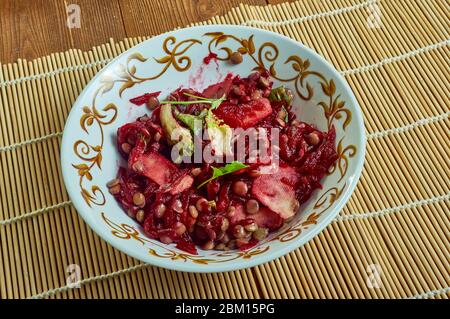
[0,0,291,64]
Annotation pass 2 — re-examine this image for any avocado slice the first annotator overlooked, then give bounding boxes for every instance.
[159,104,194,163]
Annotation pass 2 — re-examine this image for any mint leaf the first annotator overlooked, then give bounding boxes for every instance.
[160,93,230,161]
[209,95,226,111]
[176,109,207,135]
[161,93,225,129]
[161,93,225,108]
[269,86,292,104]
[197,161,248,188]
[163,93,227,137]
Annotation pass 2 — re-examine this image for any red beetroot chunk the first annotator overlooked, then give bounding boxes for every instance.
[129,152,193,194]
[251,165,300,219]
[213,98,272,129]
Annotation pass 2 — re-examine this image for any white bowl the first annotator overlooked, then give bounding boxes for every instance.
[61,25,365,272]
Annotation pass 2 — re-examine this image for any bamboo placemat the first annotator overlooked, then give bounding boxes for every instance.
[0,0,449,299]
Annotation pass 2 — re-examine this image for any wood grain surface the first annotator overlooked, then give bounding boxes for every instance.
[0,0,298,63]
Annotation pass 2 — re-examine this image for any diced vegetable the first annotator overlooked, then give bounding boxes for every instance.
[159,104,194,162]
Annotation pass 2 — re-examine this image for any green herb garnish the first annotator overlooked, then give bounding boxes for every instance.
[197,161,248,189]
[161,93,226,134]
[269,86,292,104]
[161,93,225,110]
[161,93,233,163]
[175,109,207,135]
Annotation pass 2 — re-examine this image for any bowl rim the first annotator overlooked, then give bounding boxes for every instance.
[61,24,366,273]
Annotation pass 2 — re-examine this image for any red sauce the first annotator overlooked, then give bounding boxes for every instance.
[203,52,218,65]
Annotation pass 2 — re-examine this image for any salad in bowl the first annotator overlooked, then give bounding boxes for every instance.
[61,25,365,272]
[110,70,339,255]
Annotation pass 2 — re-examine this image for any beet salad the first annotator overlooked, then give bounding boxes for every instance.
[107,70,338,254]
